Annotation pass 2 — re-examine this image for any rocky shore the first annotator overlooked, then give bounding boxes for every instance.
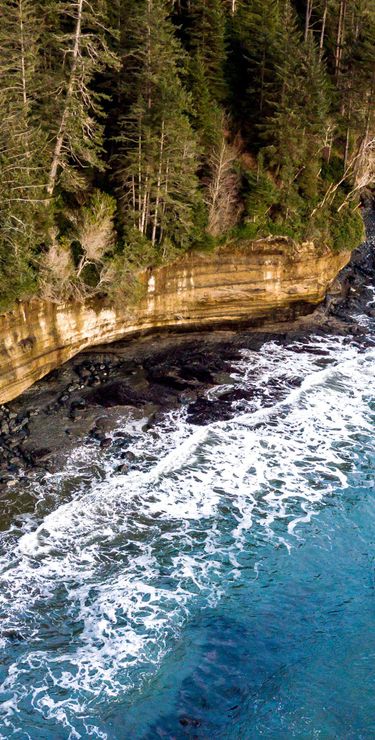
[0,214,374,494]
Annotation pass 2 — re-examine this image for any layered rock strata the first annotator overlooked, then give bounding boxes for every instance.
[0,239,350,404]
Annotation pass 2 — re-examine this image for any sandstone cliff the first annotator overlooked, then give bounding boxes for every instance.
[0,239,350,404]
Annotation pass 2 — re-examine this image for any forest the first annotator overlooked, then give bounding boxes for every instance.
[0,0,374,311]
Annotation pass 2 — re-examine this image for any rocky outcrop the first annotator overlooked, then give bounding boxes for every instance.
[0,238,350,403]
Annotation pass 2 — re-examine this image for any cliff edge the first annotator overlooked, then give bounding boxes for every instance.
[0,239,350,404]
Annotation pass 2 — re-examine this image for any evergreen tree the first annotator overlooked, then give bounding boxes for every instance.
[186,0,228,104]
[44,0,119,197]
[0,0,49,306]
[231,0,282,144]
[0,0,373,309]
[260,2,329,219]
[115,0,200,251]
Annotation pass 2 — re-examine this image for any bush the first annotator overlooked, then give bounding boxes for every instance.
[330,204,364,252]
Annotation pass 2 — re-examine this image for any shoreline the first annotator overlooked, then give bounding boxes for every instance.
[0,216,374,492]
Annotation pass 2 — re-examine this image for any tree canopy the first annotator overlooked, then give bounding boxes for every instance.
[0,0,373,309]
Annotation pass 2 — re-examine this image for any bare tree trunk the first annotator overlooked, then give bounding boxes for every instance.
[152,119,165,246]
[18,0,28,108]
[159,159,170,245]
[140,177,149,235]
[138,128,143,231]
[304,0,313,42]
[131,175,136,227]
[335,0,347,79]
[319,0,328,59]
[209,139,226,223]
[47,0,83,196]
[146,0,152,111]
[259,47,266,114]
[18,0,31,177]
[344,123,350,170]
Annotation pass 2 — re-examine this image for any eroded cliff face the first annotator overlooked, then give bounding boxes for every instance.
[0,239,350,404]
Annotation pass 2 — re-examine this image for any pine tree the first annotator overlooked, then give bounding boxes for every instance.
[231,0,282,144]
[260,2,329,216]
[186,0,227,104]
[44,0,119,197]
[114,0,200,251]
[0,0,49,306]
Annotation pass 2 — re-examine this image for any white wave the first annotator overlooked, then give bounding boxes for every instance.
[0,333,373,737]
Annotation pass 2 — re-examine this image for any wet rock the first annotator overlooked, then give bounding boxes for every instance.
[186,397,233,425]
[2,630,25,643]
[87,381,146,408]
[115,463,128,474]
[69,409,82,421]
[146,366,193,391]
[180,364,214,383]
[23,447,52,467]
[94,416,114,433]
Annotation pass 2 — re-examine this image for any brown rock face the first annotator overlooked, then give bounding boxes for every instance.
[0,239,350,403]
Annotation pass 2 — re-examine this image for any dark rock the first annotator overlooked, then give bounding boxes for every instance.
[115,463,128,474]
[88,381,146,408]
[1,630,25,643]
[29,448,52,462]
[69,410,82,421]
[186,397,233,425]
[124,451,138,463]
[147,367,193,391]
[94,416,114,433]
[70,398,86,410]
[180,364,214,383]
[7,463,19,474]
[100,437,112,449]
[17,429,29,441]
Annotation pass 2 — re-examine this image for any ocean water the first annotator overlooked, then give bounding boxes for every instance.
[0,296,374,738]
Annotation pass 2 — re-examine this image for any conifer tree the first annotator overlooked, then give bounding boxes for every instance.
[231,0,282,143]
[45,0,119,197]
[186,0,228,104]
[115,0,200,251]
[0,0,48,305]
[261,2,329,214]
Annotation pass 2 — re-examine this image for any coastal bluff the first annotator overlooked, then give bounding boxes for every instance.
[0,238,350,404]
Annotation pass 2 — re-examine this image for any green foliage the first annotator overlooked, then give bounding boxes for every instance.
[330,204,365,252]
[0,252,38,313]
[185,0,228,104]
[245,169,280,226]
[114,0,200,251]
[0,0,373,311]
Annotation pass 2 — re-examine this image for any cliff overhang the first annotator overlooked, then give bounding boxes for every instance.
[0,239,350,404]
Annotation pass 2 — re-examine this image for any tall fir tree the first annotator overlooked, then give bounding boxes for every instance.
[44,0,119,197]
[186,0,228,104]
[0,0,49,307]
[260,2,329,216]
[114,0,200,251]
[231,0,282,144]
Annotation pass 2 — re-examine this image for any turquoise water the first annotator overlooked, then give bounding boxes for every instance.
[0,309,374,737]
